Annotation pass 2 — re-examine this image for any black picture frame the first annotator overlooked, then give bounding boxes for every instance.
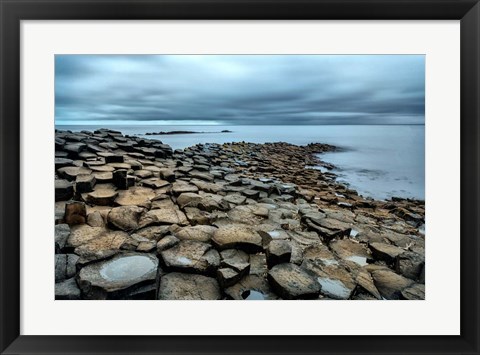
[1,1,479,354]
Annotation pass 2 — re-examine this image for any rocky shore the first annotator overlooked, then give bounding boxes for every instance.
[55,129,425,300]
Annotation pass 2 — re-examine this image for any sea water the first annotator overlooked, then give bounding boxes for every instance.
[56,124,425,201]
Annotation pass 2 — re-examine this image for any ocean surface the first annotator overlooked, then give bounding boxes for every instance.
[56,124,425,201]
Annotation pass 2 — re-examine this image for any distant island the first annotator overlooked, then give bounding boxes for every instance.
[145,130,232,136]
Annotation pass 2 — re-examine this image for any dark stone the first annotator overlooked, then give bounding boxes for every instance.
[113,169,129,190]
[64,201,87,225]
[266,240,292,268]
[55,179,74,201]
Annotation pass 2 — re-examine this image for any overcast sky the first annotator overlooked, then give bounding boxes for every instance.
[55,55,424,126]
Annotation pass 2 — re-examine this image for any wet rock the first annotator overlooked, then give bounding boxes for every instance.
[55,254,79,282]
[160,240,219,274]
[104,153,124,163]
[400,283,425,300]
[78,252,158,299]
[158,272,221,300]
[84,188,118,206]
[212,225,263,253]
[64,201,87,225]
[55,224,70,252]
[266,240,292,268]
[330,239,371,266]
[55,277,81,300]
[395,251,425,280]
[302,259,356,300]
[107,206,144,232]
[370,268,415,300]
[55,179,74,201]
[369,242,404,263]
[267,263,320,299]
[174,225,217,242]
[156,235,180,252]
[225,275,279,300]
[75,174,96,193]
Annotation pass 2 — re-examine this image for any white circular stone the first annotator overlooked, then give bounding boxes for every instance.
[100,255,156,282]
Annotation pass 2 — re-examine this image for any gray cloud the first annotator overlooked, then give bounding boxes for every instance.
[55,55,425,125]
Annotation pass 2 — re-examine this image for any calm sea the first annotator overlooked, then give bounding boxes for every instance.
[56,124,425,201]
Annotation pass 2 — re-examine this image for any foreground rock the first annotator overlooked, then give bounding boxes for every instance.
[267,263,321,299]
[158,273,221,300]
[77,253,159,299]
[212,225,263,253]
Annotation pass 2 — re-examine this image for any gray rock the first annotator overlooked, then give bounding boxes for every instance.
[55,224,70,253]
[400,283,425,300]
[158,272,221,300]
[55,254,79,282]
[395,251,425,280]
[55,179,74,201]
[369,242,405,263]
[267,263,320,299]
[266,240,292,268]
[55,277,81,300]
[156,235,180,252]
[160,240,218,274]
[75,174,96,193]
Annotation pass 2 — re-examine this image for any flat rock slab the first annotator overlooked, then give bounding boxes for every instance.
[330,239,371,266]
[74,230,128,263]
[58,166,92,181]
[160,240,219,274]
[174,225,217,242]
[212,225,263,253]
[84,188,118,206]
[158,272,221,300]
[370,268,415,300]
[78,253,158,297]
[139,202,188,227]
[115,186,155,207]
[267,263,320,299]
[107,205,144,232]
[369,242,405,263]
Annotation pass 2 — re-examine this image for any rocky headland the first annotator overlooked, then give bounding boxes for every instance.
[55,129,425,300]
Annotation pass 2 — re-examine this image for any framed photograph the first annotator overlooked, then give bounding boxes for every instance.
[1,0,479,354]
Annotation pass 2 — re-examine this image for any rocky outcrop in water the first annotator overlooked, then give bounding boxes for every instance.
[54,128,425,300]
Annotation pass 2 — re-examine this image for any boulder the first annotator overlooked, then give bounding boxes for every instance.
[212,225,263,253]
[107,206,144,232]
[158,273,221,300]
[64,201,87,225]
[267,263,320,299]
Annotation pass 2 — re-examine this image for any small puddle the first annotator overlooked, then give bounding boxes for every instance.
[317,277,351,299]
[241,290,266,300]
[346,255,368,266]
[99,255,156,282]
[268,230,281,239]
[322,259,339,266]
[418,224,425,235]
[350,229,359,237]
[176,256,193,266]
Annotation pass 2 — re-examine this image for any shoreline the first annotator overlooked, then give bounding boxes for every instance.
[54,128,425,300]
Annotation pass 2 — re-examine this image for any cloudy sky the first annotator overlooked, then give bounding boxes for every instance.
[55,55,424,126]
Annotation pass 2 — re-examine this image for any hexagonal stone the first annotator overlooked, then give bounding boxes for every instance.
[212,225,263,253]
[158,273,221,300]
[266,240,292,268]
[78,253,159,299]
[55,179,74,201]
[160,240,219,274]
[75,174,96,193]
[107,206,144,232]
[267,263,320,299]
[64,201,87,225]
